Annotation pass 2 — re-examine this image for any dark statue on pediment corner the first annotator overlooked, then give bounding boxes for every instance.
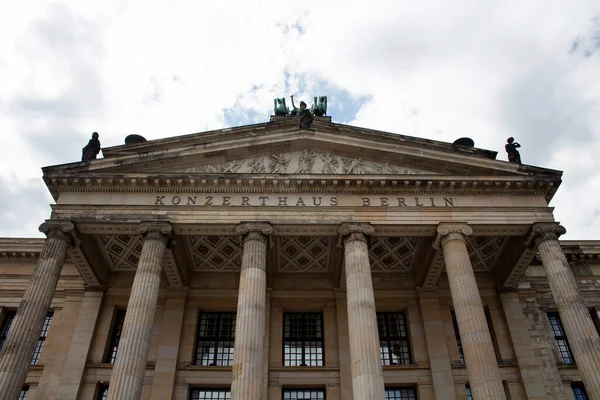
[505,137,522,164]
[298,101,313,129]
[81,132,101,162]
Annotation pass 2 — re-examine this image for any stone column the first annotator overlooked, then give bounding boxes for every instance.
[108,222,172,400]
[338,223,385,400]
[231,222,272,400]
[0,221,76,400]
[528,223,600,399]
[434,224,506,400]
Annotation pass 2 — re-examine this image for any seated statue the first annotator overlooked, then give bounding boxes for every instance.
[82,132,101,161]
[273,98,289,116]
[311,96,327,116]
[505,137,522,164]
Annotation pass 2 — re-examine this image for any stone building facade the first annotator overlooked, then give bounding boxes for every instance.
[0,116,599,400]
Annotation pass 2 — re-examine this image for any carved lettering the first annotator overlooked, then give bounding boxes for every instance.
[187,196,197,205]
[444,197,454,206]
[259,196,269,206]
[241,197,250,206]
[296,197,306,206]
[397,198,407,206]
[380,197,389,206]
[278,197,288,206]
[362,198,371,206]
[414,197,423,206]
[172,196,181,205]
[313,196,322,206]
[155,196,165,205]
[330,197,338,206]
[222,196,231,206]
[205,196,213,206]
[430,197,436,206]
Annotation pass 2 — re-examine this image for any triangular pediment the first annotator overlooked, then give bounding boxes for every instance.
[43,119,562,192]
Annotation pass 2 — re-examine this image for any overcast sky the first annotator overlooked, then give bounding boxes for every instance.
[1,1,599,239]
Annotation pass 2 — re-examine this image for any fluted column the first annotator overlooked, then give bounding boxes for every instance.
[339,223,385,400]
[434,224,506,400]
[108,222,172,400]
[528,223,600,399]
[231,222,272,400]
[0,221,76,400]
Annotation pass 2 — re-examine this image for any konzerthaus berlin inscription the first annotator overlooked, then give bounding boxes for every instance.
[0,111,599,400]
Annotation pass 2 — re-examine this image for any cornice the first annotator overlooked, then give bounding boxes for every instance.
[43,175,559,200]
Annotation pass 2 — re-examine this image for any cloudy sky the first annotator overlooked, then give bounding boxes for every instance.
[1,0,599,239]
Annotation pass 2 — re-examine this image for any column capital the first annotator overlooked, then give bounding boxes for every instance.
[236,222,273,246]
[526,223,566,249]
[137,221,173,247]
[338,223,374,247]
[38,220,78,247]
[433,223,472,250]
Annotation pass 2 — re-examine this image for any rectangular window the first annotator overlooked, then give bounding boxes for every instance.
[104,309,126,364]
[451,311,465,364]
[377,312,412,365]
[282,388,325,399]
[385,387,417,400]
[0,311,16,351]
[194,312,236,366]
[484,306,502,362]
[547,312,574,364]
[96,384,109,400]
[590,308,600,336]
[466,384,472,400]
[19,386,28,400]
[283,313,324,367]
[572,382,588,400]
[189,388,230,400]
[31,312,53,365]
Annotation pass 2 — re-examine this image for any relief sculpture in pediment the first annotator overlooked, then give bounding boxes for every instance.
[183,150,434,175]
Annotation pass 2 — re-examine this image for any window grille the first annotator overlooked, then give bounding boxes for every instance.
[466,384,473,400]
[283,313,324,367]
[282,388,325,399]
[18,386,28,400]
[96,384,109,400]
[547,312,574,364]
[189,388,230,400]
[572,382,589,400]
[0,311,16,351]
[451,311,465,363]
[194,312,236,366]
[104,309,126,364]
[385,387,417,400]
[31,313,53,365]
[377,312,412,365]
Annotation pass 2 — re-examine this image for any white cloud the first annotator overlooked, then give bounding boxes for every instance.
[0,0,599,238]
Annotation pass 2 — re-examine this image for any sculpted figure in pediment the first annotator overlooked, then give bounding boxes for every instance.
[320,153,339,173]
[268,153,290,173]
[248,157,267,173]
[214,159,244,173]
[342,157,365,174]
[296,149,317,173]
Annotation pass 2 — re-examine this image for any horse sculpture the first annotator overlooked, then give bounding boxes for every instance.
[311,96,327,116]
[273,98,289,116]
